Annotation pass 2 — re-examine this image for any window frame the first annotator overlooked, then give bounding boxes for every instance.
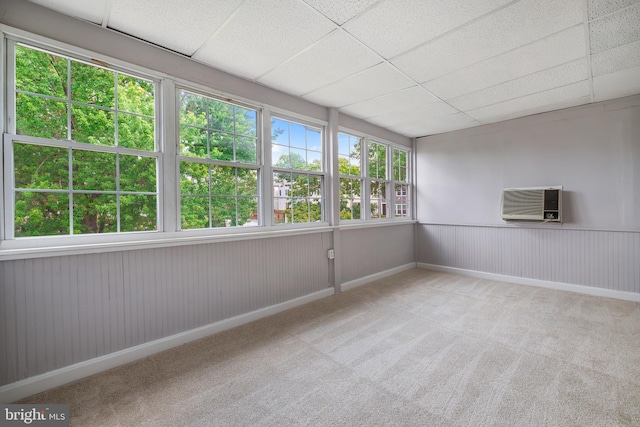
[3,37,163,242]
[176,87,262,231]
[270,114,327,227]
[337,131,364,222]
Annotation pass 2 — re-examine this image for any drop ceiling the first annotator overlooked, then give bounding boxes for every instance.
[27,0,640,138]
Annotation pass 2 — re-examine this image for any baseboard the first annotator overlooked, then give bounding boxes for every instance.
[0,287,335,403]
[341,262,417,292]
[417,263,640,303]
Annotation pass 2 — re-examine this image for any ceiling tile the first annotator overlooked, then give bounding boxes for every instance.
[339,86,440,119]
[422,25,586,100]
[591,39,640,76]
[391,0,583,82]
[466,80,591,122]
[108,0,243,56]
[589,2,640,53]
[193,0,335,80]
[302,0,379,25]
[385,113,479,137]
[593,65,640,101]
[28,0,107,24]
[588,0,639,20]
[302,63,414,107]
[343,0,511,59]
[448,58,588,111]
[368,101,459,128]
[257,30,381,96]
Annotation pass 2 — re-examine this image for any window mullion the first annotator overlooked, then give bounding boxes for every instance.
[161,78,177,233]
[262,108,273,227]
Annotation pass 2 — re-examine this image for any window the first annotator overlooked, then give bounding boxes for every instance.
[8,43,158,238]
[271,117,324,224]
[368,141,388,219]
[393,148,410,218]
[178,91,259,229]
[338,132,362,220]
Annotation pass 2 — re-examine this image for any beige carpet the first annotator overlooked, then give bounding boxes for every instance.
[20,269,640,426]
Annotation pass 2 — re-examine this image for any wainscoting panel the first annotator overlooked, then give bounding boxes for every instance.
[417,224,640,293]
[340,223,415,284]
[0,232,332,387]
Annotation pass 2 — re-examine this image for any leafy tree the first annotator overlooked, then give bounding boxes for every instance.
[273,153,322,223]
[179,91,258,229]
[14,45,156,236]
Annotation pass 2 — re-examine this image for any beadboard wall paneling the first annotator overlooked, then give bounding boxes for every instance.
[0,233,331,386]
[417,224,640,293]
[340,223,415,284]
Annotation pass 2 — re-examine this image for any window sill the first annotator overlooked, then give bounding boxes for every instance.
[338,219,416,231]
[0,225,334,261]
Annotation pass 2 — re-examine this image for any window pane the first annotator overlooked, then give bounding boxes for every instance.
[238,197,259,226]
[180,126,208,158]
[72,150,116,191]
[212,196,236,227]
[290,173,309,197]
[307,127,321,151]
[14,143,69,190]
[208,100,235,133]
[120,194,157,232]
[15,192,69,237]
[211,165,236,195]
[117,113,155,151]
[290,148,307,170]
[120,155,156,193]
[395,184,408,218]
[292,199,310,223]
[370,180,387,219]
[236,136,257,164]
[273,145,290,168]
[179,92,208,127]
[16,45,67,98]
[180,162,209,195]
[235,107,257,137]
[181,196,209,229]
[339,177,361,221]
[338,133,350,156]
[17,94,67,139]
[307,151,322,171]
[289,122,306,149]
[210,131,234,161]
[71,105,115,146]
[118,74,154,116]
[72,193,117,234]
[271,118,289,145]
[237,168,258,196]
[71,61,114,108]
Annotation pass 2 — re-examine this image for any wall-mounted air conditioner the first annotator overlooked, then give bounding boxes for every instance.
[501,186,562,222]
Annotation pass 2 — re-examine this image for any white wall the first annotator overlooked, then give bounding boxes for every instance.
[416,95,640,295]
[416,96,640,229]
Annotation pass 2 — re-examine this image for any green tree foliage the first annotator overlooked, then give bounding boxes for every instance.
[179,92,258,229]
[273,153,322,224]
[14,45,156,236]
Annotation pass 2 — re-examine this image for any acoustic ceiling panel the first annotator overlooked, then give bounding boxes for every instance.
[257,30,381,96]
[108,0,243,56]
[591,39,640,76]
[422,25,587,101]
[302,0,379,25]
[303,63,415,107]
[588,0,639,20]
[466,80,591,122]
[339,86,440,119]
[343,0,511,59]
[448,58,589,111]
[386,113,479,137]
[28,0,107,24]
[368,101,459,128]
[589,2,640,53]
[391,0,583,83]
[193,0,335,80]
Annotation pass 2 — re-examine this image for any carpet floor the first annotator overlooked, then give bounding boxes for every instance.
[20,268,640,426]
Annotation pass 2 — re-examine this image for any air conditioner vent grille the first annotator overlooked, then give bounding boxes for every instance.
[501,187,562,222]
